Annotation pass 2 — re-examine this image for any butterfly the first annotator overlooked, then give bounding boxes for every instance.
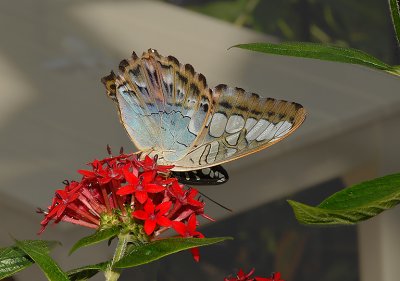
[101,49,306,185]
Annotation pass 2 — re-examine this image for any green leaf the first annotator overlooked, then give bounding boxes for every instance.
[232,42,395,73]
[0,246,34,279]
[389,0,400,46]
[15,240,69,281]
[67,262,108,281]
[69,226,120,255]
[288,173,400,225]
[115,237,232,268]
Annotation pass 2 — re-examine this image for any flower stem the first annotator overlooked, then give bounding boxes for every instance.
[104,233,130,281]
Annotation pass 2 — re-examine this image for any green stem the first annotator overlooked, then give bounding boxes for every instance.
[104,233,130,281]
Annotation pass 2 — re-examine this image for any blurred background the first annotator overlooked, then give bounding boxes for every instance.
[1,0,400,280]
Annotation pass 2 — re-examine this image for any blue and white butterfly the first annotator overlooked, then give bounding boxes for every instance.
[101,49,306,185]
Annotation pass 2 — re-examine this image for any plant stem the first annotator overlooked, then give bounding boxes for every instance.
[104,233,130,281]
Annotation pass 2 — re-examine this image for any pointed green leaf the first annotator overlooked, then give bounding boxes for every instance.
[389,0,400,46]
[0,246,34,279]
[15,240,69,281]
[69,226,120,255]
[232,42,395,73]
[67,262,108,281]
[288,173,400,225]
[115,237,232,268]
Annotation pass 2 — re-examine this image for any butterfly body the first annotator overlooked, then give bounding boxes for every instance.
[102,49,306,178]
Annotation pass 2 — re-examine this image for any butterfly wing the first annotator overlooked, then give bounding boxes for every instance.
[102,49,212,162]
[102,57,164,153]
[172,85,306,171]
[171,165,229,185]
[102,49,306,172]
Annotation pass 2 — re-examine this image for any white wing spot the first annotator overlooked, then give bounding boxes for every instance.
[245,118,257,131]
[226,115,245,134]
[275,121,293,137]
[256,121,293,141]
[210,170,214,178]
[256,123,277,141]
[226,132,240,146]
[209,113,228,137]
[202,168,211,175]
[246,119,270,142]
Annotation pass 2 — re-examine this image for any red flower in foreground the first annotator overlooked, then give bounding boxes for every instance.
[132,200,172,235]
[224,269,284,281]
[39,148,209,253]
[116,169,165,204]
[172,214,204,262]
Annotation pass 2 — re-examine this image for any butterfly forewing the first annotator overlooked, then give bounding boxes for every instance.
[102,72,160,151]
[102,49,306,173]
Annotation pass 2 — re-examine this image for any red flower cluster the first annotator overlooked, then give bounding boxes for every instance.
[39,150,212,261]
[224,269,284,281]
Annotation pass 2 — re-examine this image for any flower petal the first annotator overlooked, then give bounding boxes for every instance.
[116,185,135,196]
[144,200,155,213]
[141,170,156,184]
[132,210,148,220]
[135,190,148,204]
[156,201,172,215]
[156,216,171,227]
[172,221,187,236]
[144,219,157,235]
[187,214,197,233]
[190,247,200,262]
[77,169,96,177]
[145,183,165,193]
[123,168,139,185]
[99,177,111,185]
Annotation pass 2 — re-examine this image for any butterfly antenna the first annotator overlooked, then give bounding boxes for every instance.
[197,190,232,212]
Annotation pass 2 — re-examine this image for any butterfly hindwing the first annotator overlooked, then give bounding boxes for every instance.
[173,85,306,171]
[171,165,229,185]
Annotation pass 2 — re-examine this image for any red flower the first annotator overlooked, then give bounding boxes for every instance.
[172,214,204,262]
[136,155,174,173]
[40,147,213,254]
[78,161,123,186]
[133,200,172,235]
[168,181,203,208]
[39,181,99,233]
[224,269,284,281]
[261,272,283,281]
[224,268,256,281]
[116,168,165,204]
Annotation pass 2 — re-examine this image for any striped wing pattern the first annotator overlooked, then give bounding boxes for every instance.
[102,49,306,172]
